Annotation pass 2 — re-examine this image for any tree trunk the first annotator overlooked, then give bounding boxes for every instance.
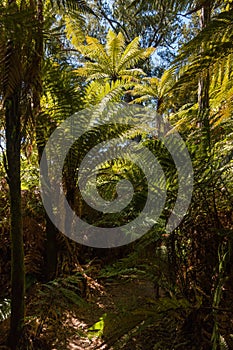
[33,0,57,281]
[3,3,25,343]
[198,3,221,227]
[198,4,211,152]
[6,90,25,349]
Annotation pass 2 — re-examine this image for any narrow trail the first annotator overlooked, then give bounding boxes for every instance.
[61,278,155,350]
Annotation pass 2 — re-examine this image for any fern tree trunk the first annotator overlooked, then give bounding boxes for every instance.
[5,69,25,349]
[198,3,211,152]
[199,3,222,228]
[33,0,57,281]
[3,2,25,345]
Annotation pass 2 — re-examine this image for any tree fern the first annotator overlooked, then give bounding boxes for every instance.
[74,29,155,83]
[128,68,176,113]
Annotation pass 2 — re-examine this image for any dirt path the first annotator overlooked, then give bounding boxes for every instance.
[63,278,155,350]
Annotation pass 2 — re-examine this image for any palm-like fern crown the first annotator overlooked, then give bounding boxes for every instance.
[128,69,175,112]
[74,30,155,83]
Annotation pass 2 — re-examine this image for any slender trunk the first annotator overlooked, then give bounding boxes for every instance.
[198,4,211,152]
[36,127,58,280]
[6,89,25,350]
[4,2,25,343]
[198,4,221,227]
[33,0,57,280]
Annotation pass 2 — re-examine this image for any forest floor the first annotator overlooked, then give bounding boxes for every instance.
[0,277,158,350]
[1,272,233,349]
[2,265,232,349]
[53,277,156,350]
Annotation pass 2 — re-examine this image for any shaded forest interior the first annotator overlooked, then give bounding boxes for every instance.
[0,0,233,349]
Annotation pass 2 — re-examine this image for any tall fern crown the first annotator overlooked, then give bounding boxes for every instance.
[74,29,155,83]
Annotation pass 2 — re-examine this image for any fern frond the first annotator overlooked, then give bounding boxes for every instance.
[75,29,154,84]
[101,296,192,349]
[56,0,95,14]
[64,13,86,46]
[106,30,125,68]
[118,41,154,71]
[83,80,128,106]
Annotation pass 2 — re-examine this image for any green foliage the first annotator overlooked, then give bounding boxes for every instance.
[74,29,155,83]
[0,1,233,349]
[55,0,95,14]
[39,274,87,304]
[90,0,190,70]
[26,274,87,344]
[87,313,107,339]
[128,68,176,113]
[98,221,173,296]
[101,295,194,349]
[82,80,130,106]
[211,243,230,350]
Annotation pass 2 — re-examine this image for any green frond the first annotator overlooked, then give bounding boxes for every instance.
[158,67,176,96]
[129,95,154,104]
[106,30,125,68]
[0,5,37,100]
[207,53,233,127]
[83,80,127,106]
[142,46,156,59]
[128,68,175,110]
[118,36,140,66]
[170,103,199,132]
[64,14,85,46]
[75,63,110,81]
[128,0,190,14]
[55,0,95,14]
[75,29,154,87]
[101,296,193,349]
[118,48,150,70]
[118,39,154,71]
[144,76,160,86]
[130,84,157,97]
[85,36,110,62]
[128,79,158,105]
[176,9,233,65]
[40,58,84,127]
[85,72,110,81]
[120,68,146,80]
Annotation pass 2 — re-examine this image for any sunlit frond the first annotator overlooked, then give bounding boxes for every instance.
[75,29,154,84]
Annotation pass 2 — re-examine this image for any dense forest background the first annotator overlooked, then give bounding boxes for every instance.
[0,0,233,349]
